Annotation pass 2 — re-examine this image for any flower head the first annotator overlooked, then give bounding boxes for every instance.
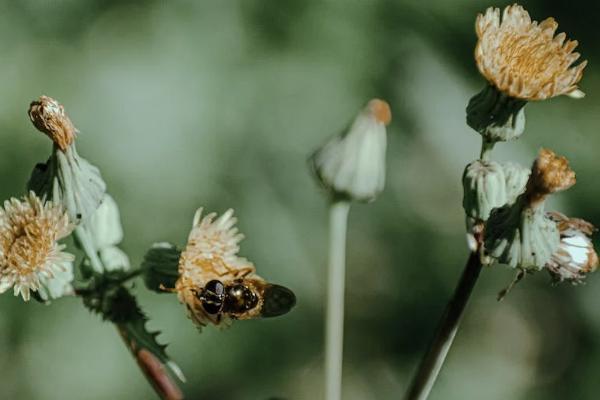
[0,192,74,301]
[546,212,598,282]
[175,209,295,329]
[475,4,586,100]
[525,148,575,205]
[28,96,78,151]
[176,209,260,327]
[311,98,390,202]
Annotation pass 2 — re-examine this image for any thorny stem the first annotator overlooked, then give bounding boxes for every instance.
[404,251,483,400]
[325,201,351,400]
[74,226,182,400]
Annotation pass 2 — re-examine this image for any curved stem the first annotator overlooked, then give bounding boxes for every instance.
[325,201,351,400]
[404,252,483,400]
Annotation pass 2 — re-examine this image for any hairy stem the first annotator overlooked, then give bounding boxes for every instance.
[404,251,483,400]
[325,201,351,400]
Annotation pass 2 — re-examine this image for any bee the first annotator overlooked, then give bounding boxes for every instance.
[175,208,296,329]
[197,278,296,321]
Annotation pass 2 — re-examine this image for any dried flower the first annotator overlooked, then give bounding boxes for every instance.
[546,212,598,282]
[310,99,391,202]
[176,208,295,329]
[27,96,106,224]
[525,148,576,204]
[484,149,575,270]
[475,4,586,100]
[0,192,74,301]
[28,96,78,151]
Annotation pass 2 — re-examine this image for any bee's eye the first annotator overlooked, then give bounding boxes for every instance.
[199,280,225,314]
[225,284,258,313]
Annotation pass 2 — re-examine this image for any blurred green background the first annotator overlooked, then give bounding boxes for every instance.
[0,0,599,399]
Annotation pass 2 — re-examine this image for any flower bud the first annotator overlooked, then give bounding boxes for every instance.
[88,194,130,271]
[485,200,559,270]
[546,212,598,282]
[28,96,77,152]
[462,160,507,224]
[27,96,106,224]
[463,160,530,231]
[466,85,526,143]
[484,149,575,270]
[310,99,390,202]
[142,243,181,293]
[502,161,531,203]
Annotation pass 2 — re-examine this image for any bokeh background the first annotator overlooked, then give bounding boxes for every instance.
[0,0,599,399]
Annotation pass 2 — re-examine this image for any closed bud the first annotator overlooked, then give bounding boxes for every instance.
[310,99,390,202]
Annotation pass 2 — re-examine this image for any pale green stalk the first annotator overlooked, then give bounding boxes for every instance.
[325,201,351,400]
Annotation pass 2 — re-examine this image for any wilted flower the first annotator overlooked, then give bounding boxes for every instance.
[310,99,391,202]
[546,212,598,282]
[175,208,295,329]
[0,192,74,301]
[525,148,576,204]
[475,4,586,100]
[485,149,574,270]
[27,96,106,225]
[28,96,78,152]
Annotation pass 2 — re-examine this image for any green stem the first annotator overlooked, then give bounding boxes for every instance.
[404,251,483,400]
[325,201,351,400]
[479,140,495,161]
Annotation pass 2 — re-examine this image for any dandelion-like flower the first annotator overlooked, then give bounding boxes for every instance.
[175,208,295,329]
[546,212,598,282]
[0,192,74,301]
[475,4,586,100]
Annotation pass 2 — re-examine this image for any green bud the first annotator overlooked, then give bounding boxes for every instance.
[502,161,530,204]
[467,85,526,143]
[485,198,559,270]
[142,243,181,293]
[28,144,106,224]
[462,160,507,224]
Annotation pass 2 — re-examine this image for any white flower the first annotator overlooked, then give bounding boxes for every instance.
[546,212,598,282]
[176,208,259,328]
[0,192,75,301]
[311,99,391,202]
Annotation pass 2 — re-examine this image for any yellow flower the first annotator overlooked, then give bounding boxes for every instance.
[475,4,586,100]
[0,192,74,301]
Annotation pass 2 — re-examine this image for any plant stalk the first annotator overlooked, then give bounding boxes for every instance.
[325,201,351,400]
[404,251,483,400]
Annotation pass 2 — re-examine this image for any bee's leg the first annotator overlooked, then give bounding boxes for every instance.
[214,264,255,279]
[159,283,177,293]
